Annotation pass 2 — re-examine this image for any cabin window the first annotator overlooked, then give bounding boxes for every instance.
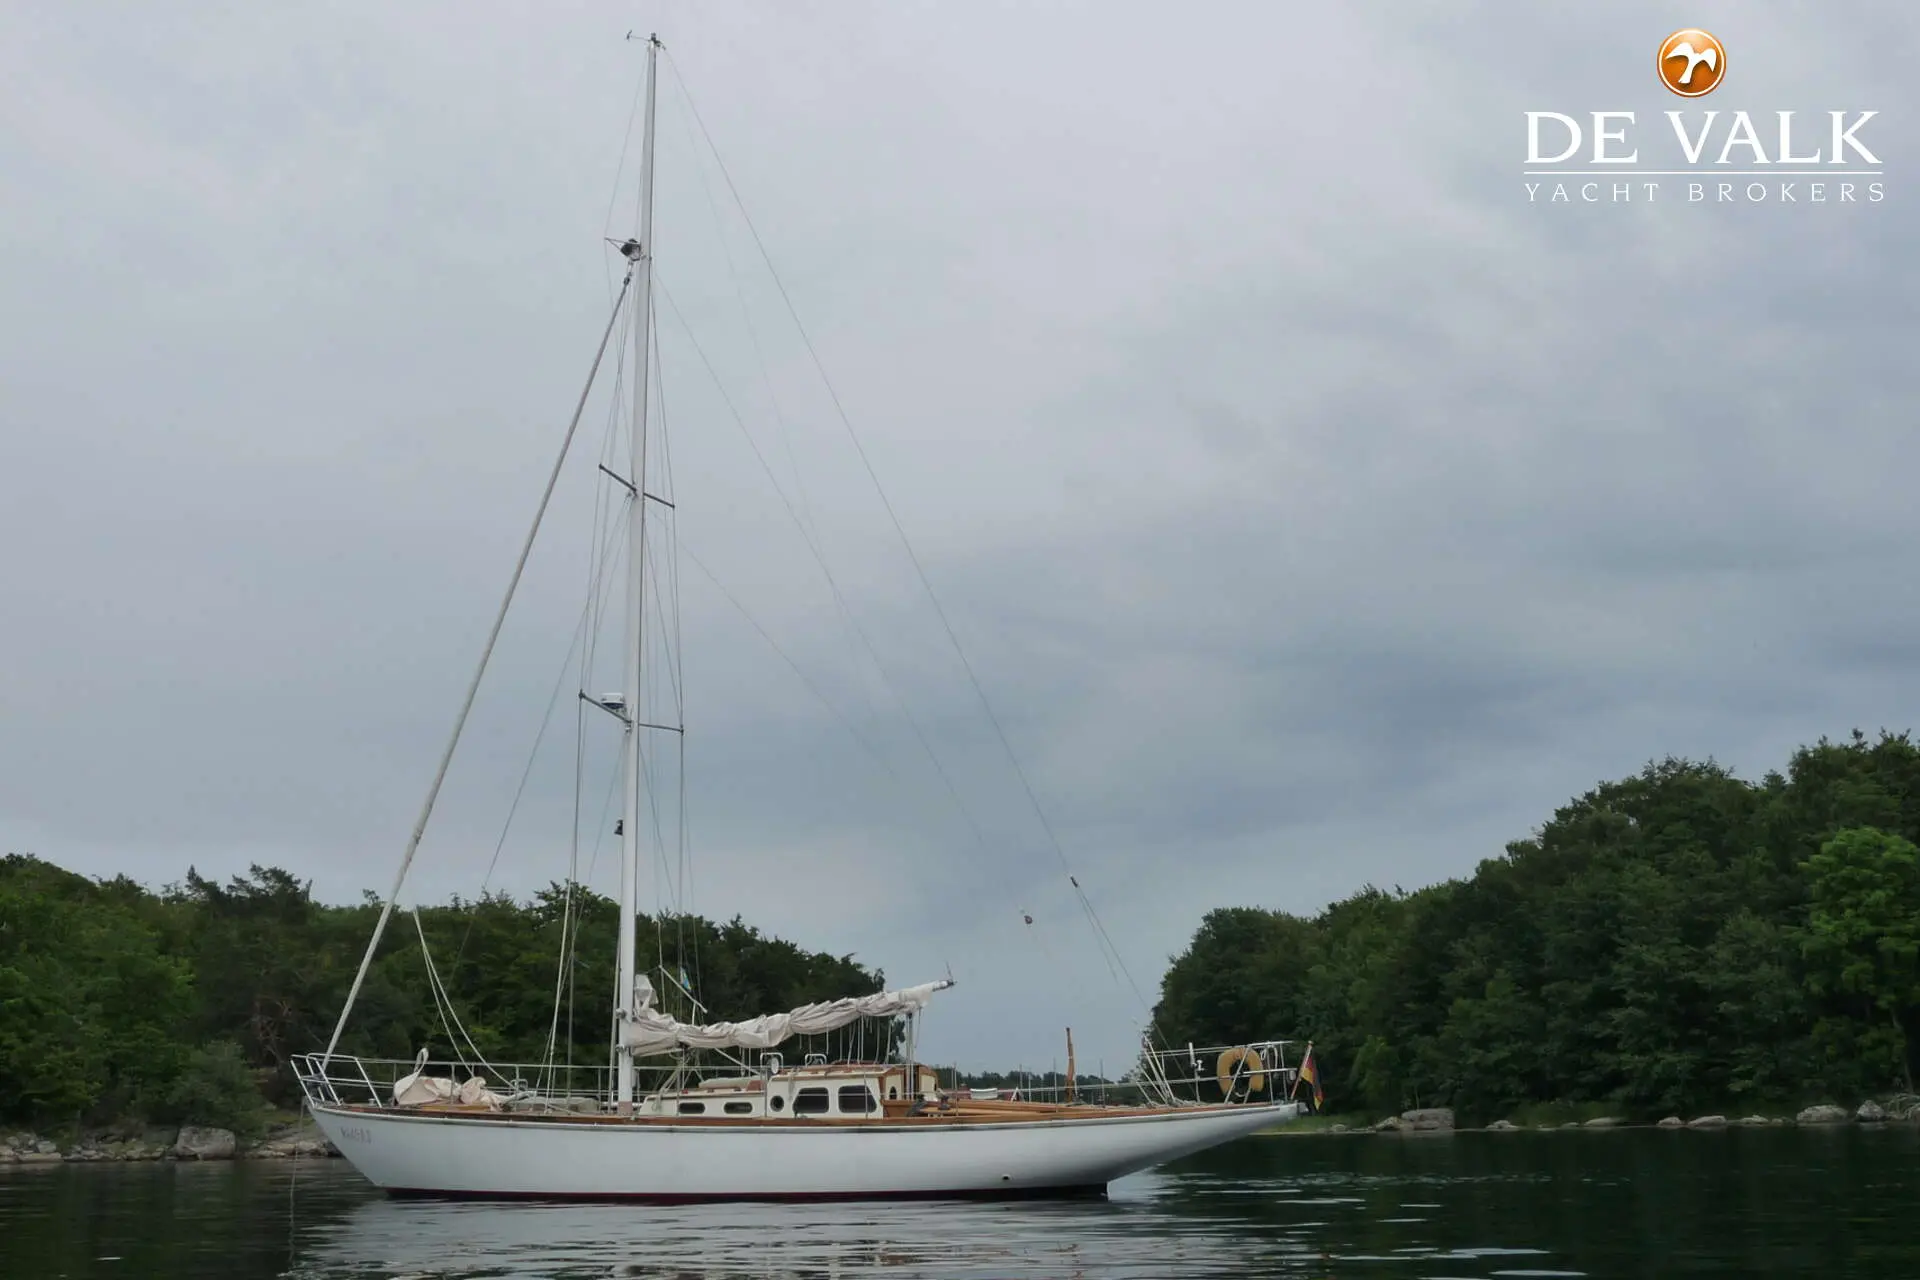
[724,1101,754,1115]
[676,1101,706,1115]
[769,1095,785,1112]
[793,1087,830,1115]
[838,1085,876,1114]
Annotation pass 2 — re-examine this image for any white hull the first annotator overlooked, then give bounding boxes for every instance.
[309,1101,1297,1201]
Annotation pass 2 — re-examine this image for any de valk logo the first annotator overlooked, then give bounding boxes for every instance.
[1523,28,1884,205]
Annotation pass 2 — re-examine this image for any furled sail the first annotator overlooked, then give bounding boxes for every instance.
[622,978,951,1056]
[391,1048,503,1110]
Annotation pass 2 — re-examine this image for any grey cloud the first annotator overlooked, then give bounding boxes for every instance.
[4,1,1918,1072]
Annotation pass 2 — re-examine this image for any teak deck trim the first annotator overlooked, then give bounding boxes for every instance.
[326,1099,1275,1127]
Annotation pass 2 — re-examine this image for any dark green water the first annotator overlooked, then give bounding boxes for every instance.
[3,1127,1916,1278]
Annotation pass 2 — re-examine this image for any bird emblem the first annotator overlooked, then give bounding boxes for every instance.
[1665,41,1716,87]
[1657,29,1726,97]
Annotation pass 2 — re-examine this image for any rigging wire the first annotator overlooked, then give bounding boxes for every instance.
[679,542,904,784]
[672,107,822,542]
[556,287,646,1072]
[547,505,640,1080]
[530,278,669,1085]
[451,579,599,974]
[661,52,1158,1025]
[654,276,1001,866]
[410,910,471,1073]
[556,454,649,1070]
[648,301,698,1004]
[412,907,509,1083]
[321,264,638,1067]
[564,288,674,1043]
[560,505,599,1083]
[660,73,887,738]
[443,420,645,1068]
[478,51,1160,1089]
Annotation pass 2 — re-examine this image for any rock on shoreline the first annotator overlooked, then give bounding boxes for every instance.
[173,1126,236,1160]
[0,1123,340,1164]
[1326,1097,1911,1135]
[1797,1104,1850,1125]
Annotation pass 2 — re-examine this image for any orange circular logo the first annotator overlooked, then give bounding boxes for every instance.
[1658,29,1726,97]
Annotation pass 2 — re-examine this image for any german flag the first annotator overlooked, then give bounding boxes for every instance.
[1295,1045,1325,1112]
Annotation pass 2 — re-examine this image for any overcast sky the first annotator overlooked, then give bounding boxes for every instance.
[3,1,1916,1075]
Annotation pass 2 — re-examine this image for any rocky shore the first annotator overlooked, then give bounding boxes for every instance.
[0,1120,340,1165]
[1306,1099,1916,1135]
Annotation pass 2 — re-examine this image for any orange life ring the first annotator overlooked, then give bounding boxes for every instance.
[1216,1046,1266,1097]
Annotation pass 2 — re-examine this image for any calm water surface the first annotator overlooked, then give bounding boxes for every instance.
[4,1127,1916,1278]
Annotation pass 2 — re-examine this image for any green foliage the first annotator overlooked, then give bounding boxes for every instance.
[0,855,889,1131]
[1149,729,1920,1121]
[0,858,192,1124]
[15,727,1920,1132]
[165,1041,267,1139]
[1797,826,1920,1091]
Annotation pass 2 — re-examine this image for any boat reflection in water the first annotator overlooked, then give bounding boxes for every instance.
[287,1169,1319,1280]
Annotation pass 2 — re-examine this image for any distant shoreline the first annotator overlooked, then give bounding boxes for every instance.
[1265,1101,1915,1136]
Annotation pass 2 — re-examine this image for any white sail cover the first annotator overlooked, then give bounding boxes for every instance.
[391,1048,503,1110]
[622,979,951,1056]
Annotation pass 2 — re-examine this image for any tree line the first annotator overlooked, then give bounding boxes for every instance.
[1149,730,1920,1121]
[11,727,1917,1136]
[0,856,883,1135]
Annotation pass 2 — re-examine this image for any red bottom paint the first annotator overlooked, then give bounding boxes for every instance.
[383,1183,1111,1205]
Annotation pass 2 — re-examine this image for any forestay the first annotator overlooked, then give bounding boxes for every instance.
[623,978,950,1055]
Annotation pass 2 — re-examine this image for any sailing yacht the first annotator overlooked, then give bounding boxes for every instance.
[295,35,1302,1201]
